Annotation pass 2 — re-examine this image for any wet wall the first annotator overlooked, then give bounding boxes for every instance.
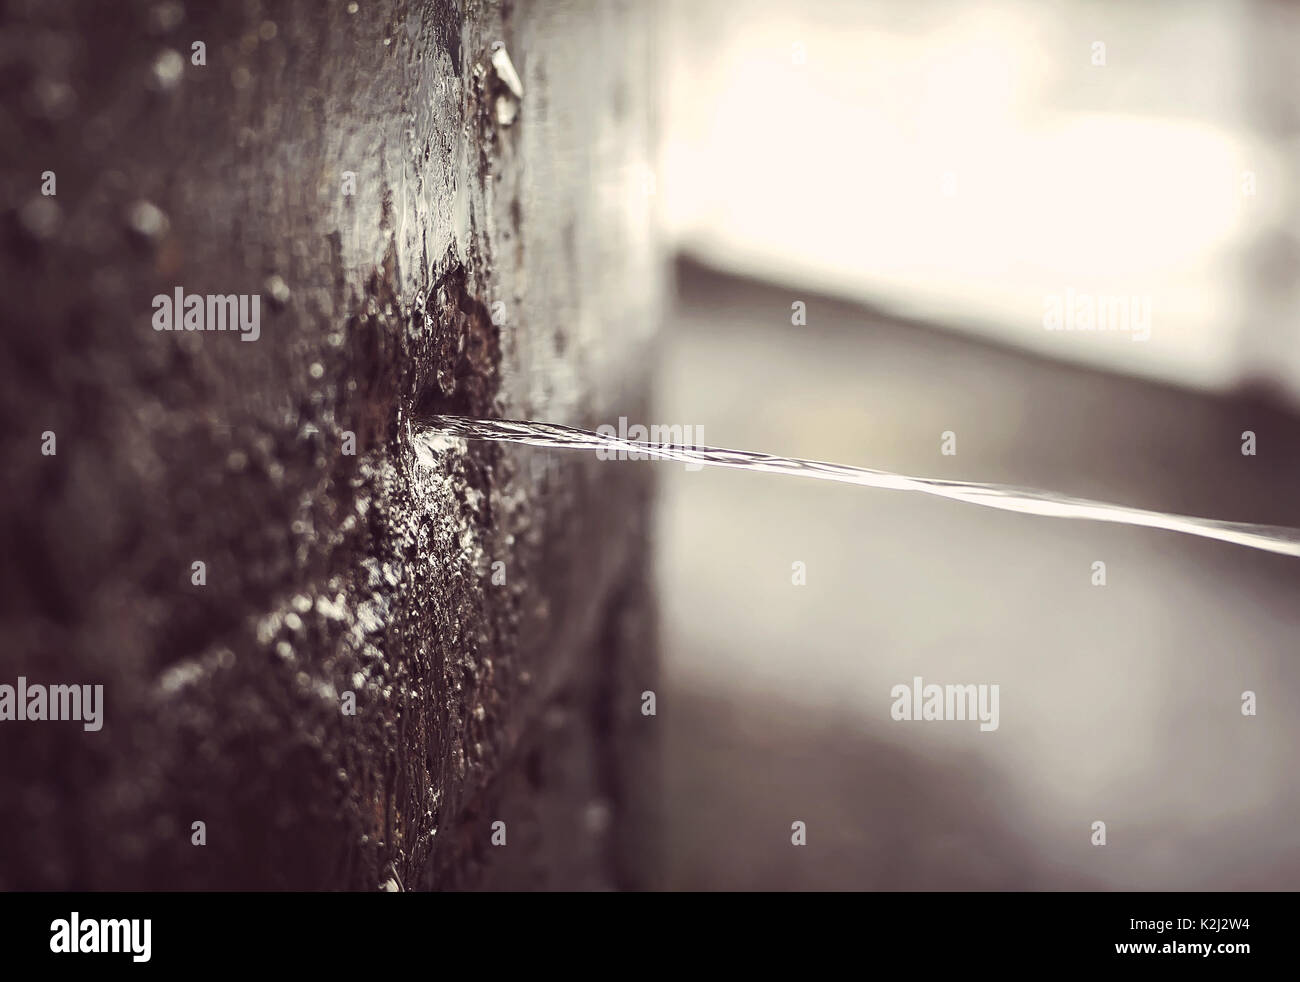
[0,0,663,889]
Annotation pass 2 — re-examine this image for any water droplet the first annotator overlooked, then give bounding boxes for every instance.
[490,42,524,98]
[126,200,170,242]
[264,274,291,307]
[158,661,204,694]
[494,94,518,127]
[257,613,282,645]
[152,50,184,90]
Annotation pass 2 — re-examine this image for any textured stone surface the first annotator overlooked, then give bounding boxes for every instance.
[0,0,662,889]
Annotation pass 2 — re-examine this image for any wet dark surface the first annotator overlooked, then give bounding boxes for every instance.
[0,0,662,889]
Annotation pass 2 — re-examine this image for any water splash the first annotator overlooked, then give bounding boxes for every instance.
[420,414,1300,558]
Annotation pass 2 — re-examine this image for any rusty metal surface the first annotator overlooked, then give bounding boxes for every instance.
[0,0,662,889]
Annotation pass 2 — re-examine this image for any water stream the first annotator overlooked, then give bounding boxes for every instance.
[419,414,1300,558]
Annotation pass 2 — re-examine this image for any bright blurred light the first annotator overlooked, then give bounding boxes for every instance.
[662,0,1288,394]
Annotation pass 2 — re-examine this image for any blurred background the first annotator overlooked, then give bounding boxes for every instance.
[648,0,1300,889]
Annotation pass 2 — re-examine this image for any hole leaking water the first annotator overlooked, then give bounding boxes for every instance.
[419,415,1300,559]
